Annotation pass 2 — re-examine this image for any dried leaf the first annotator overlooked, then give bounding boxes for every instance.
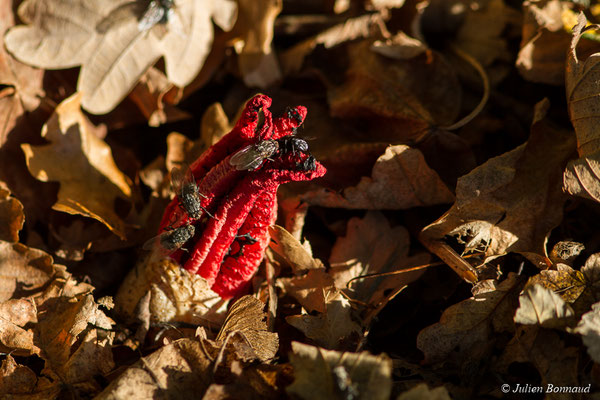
[0,241,54,302]
[95,339,213,399]
[452,0,516,67]
[279,269,335,314]
[329,211,430,323]
[0,355,60,398]
[280,13,386,75]
[0,0,43,146]
[115,256,227,326]
[216,295,279,362]
[514,284,575,328]
[417,273,523,364]
[269,225,323,272]
[0,298,39,356]
[287,342,392,400]
[548,240,585,266]
[128,67,191,127]
[286,292,361,350]
[303,145,454,209]
[563,13,600,202]
[517,0,574,85]
[574,302,600,363]
[202,362,283,400]
[232,0,282,87]
[526,263,586,305]
[0,186,24,242]
[5,0,237,114]
[21,94,132,239]
[566,12,600,159]
[0,355,38,395]
[201,102,232,147]
[370,31,427,60]
[328,41,461,139]
[420,98,575,281]
[35,294,115,385]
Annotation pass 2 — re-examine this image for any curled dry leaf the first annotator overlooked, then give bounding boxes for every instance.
[231,0,283,88]
[548,240,585,266]
[370,31,427,60]
[303,145,454,209]
[201,102,233,147]
[216,295,279,362]
[329,211,430,324]
[517,0,573,85]
[287,341,392,400]
[35,294,115,387]
[279,268,335,314]
[328,41,461,141]
[269,225,323,272]
[0,298,39,356]
[417,273,523,364]
[115,255,227,326]
[0,0,44,146]
[128,67,191,127]
[21,94,132,239]
[564,13,600,202]
[4,0,237,114]
[451,0,517,68]
[575,301,600,363]
[514,284,575,328]
[280,13,387,75]
[0,186,25,242]
[286,292,361,350]
[0,241,55,302]
[420,98,575,282]
[95,339,213,399]
[0,355,54,398]
[202,361,283,400]
[0,238,115,397]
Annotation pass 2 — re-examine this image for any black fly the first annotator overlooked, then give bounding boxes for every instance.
[143,224,195,254]
[170,164,214,220]
[229,107,315,171]
[96,0,179,34]
[229,139,280,171]
[229,136,313,171]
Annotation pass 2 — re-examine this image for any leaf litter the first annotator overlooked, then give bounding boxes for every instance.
[2,1,600,399]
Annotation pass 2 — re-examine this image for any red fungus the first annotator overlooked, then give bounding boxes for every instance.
[155,95,326,298]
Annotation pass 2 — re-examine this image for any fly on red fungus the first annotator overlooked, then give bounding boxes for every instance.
[151,95,326,298]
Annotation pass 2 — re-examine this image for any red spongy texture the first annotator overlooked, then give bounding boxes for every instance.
[157,95,325,298]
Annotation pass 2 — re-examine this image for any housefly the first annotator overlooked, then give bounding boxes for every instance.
[143,224,195,254]
[96,0,178,34]
[170,165,213,220]
[229,139,280,171]
[278,136,309,156]
[229,137,312,171]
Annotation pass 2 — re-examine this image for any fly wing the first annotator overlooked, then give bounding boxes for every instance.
[170,162,200,197]
[143,225,195,254]
[170,164,187,196]
[229,145,262,171]
[96,1,147,33]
